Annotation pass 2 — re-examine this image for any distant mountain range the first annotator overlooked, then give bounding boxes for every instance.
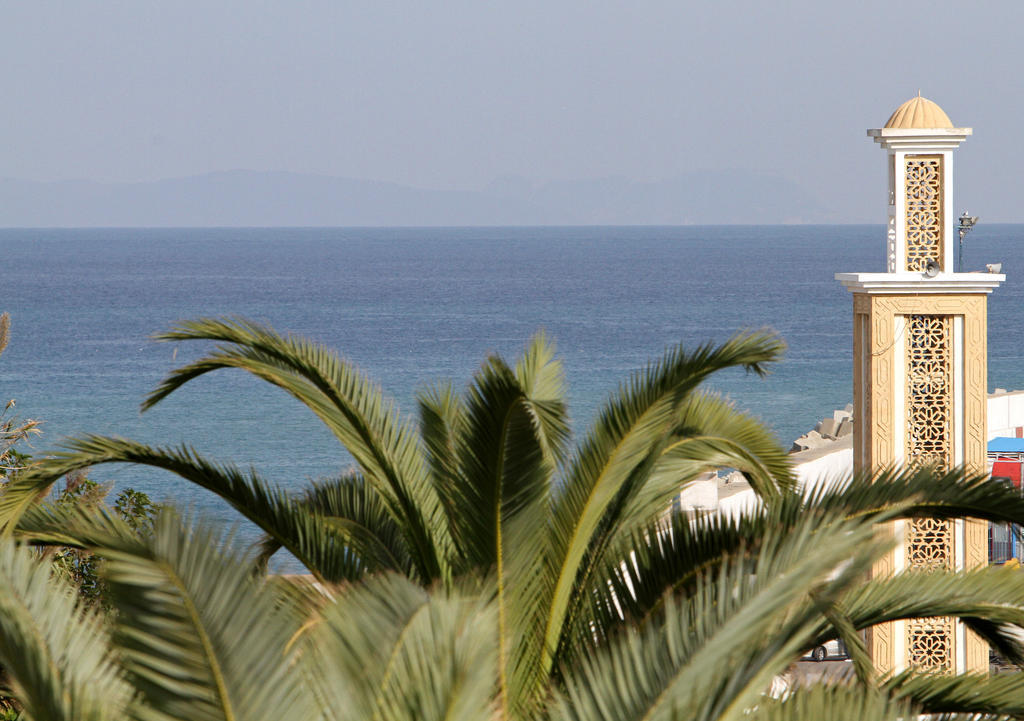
[0,169,835,227]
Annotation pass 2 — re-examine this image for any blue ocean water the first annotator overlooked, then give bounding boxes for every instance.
[3,225,1023,564]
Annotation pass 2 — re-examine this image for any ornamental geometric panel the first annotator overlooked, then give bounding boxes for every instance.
[907,517,953,572]
[905,313,954,672]
[906,314,952,469]
[907,617,955,673]
[905,155,944,272]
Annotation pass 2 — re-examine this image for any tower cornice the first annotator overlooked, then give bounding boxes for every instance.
[835,271,1004,294]
[867,127,971,151]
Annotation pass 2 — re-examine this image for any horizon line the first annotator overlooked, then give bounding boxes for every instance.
[5,222,1024,231]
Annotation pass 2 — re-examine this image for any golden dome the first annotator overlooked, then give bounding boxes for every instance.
[883,94,953,129]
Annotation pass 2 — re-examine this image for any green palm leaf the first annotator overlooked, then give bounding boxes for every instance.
[512,330,571,468]
[439,333,568,715]
[4,436,387,582]
[657,390,793,498]
[13,499,92,548]
[747,684,915,721]
[588,465,1024,635]
[253,472,417,577]
[525,331,786,701]
[559,391,795,654]
[149,316,452,581]
[313,573,498,721]
[791,464,1024,526]
[451,349,553,569]
[102,511,317,721]
[0,538,132,721]
[832,566,1024,664]
[552,515,886,721]
[417,382,466,551]
[885,669,1024,717]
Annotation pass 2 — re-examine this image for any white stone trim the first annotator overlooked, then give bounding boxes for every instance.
[868,127,972,137]
[943,151,956,269]
[894,314,907,464]
[835,272,1004,294]
[954,315,965,469]
[893,150,907,268]
[867,127,971,152]
[953,316,967,674]
[892,312,909,673]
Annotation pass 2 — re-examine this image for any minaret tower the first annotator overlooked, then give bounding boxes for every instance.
[836,95,1003,675]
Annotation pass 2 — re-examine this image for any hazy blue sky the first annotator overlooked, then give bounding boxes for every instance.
[3,1,1023,222]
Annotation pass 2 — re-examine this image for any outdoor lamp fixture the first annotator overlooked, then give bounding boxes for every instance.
[958,211,979,271]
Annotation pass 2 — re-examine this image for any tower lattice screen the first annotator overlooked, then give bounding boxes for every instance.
[905,155,944,272]
[905,313,954,673]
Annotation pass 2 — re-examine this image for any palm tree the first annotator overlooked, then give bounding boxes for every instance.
[0,318,798,715]
[2,508,1024,721]
[6,317,1024,719]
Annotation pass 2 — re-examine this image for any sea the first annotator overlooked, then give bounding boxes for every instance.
[3,225,1024,567]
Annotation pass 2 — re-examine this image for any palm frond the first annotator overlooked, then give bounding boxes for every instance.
[569,461,1024,672]
[551,515,886,721]
[587,464,1024,635]
[650,391,795,500]
[13,499,94,548]
[512,330,571,468]
[313,573,499,721]
[527,330,785,700]
[103,510,317,721]
[509,331,782,704]
[885,668,1024,717]
[809,593,875,686]
[782,464,1024,528]
[448,336,568,716]
[0,537,131,721]
[451,352,552,569]
[566,509,764,666]
[573,480,1024,677]
[254,472,417,578]
[832,565,1024,664]
[572,391,795,635]
[148,316,452,581]
[747,684,915,721]
[417,382,466,551]
[562,490,873,672]
[4,436,401,582]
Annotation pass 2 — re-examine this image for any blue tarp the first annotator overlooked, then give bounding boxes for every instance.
[989,437,1024,454]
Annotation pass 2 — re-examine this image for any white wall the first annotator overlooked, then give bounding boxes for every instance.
[698,442,855,520]
[793,444,854,494]
[988,390,1024,439]
[779,389,1024,495]
[678,472,719,511]
[715,486,760,520]
[684,389,1024,519]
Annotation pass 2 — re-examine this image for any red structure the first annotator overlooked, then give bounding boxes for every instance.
[991,457,1024,486]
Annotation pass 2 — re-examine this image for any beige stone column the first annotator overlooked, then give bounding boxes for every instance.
[853,292,990,674]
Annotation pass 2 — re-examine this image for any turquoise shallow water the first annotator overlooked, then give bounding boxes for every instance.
[3,225,1023,565]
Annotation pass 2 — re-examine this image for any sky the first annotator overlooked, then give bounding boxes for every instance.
[2,1,1023,222]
